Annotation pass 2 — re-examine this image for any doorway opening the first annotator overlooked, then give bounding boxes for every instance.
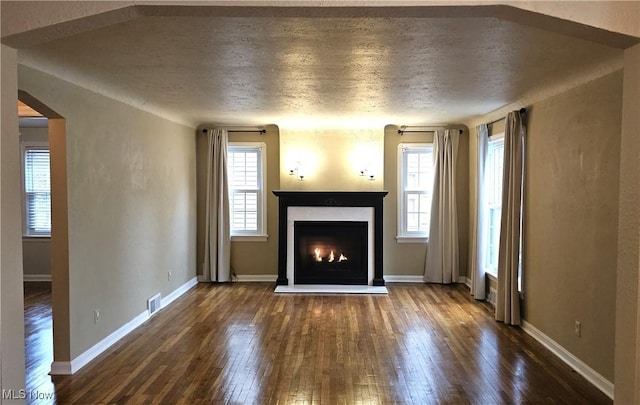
[19,91,69,396]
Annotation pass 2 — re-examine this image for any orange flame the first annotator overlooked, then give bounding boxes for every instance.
[338,253,348,262]
[314,248,322,262]
[328,250,335,262]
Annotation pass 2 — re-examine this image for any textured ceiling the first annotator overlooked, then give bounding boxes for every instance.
[18,12,623,128]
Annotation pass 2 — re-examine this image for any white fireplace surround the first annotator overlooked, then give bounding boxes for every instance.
[274,206,388,294]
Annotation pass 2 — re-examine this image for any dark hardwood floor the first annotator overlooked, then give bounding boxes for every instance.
[25,282,611,404]
[24,281,56,404]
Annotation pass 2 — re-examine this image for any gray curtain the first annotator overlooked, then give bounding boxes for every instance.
[202,128,231,282]
[495,111,525,325]
[470,124,489,299]
[424,129,460,284]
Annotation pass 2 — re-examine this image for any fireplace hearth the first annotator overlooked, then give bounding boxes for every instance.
[272,191,388,292]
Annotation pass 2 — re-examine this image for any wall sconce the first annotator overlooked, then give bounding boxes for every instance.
[359,168,375,181]
[289,162,305,181]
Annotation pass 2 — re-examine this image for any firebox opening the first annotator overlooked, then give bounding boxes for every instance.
[294,221,368,285]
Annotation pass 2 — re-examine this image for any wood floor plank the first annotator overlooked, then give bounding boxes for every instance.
[24,282,612,404]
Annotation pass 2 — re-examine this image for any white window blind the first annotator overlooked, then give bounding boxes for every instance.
[398,144,434,239]
[23,146,51,236]
[227,143,266,236]
[484,136,504,275]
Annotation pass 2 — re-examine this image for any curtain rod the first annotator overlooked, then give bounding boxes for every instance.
[485,108,527,127]
[228,129,266,134]
[486,117,505,126]
[202,128,266,134]
[398,127,463,135]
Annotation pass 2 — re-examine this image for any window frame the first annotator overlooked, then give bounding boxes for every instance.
[482,133,504,277]
[21,142,51,238]
[396,143,434,244]
[227,141,268,242]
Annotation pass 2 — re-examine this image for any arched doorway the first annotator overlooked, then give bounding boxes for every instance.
[18,91,70,397]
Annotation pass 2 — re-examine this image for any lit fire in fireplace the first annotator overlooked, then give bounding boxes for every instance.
[313,248,348,262]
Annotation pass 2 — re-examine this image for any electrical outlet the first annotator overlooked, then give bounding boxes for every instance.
[168,271,172,281]
[575,320,581,337]
[94,310,100,324]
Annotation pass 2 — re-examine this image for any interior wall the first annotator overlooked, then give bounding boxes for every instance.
[279,128,384,191]
[18,65,197,359]
[468,70,623,382]
[22,239,51,277]
[614,42,640,404]
[19,125,51,277]
[195,126,280,278]
[49,117,71,363]
[383,125,469,278]
[1,44,26,398]
[524,70,622,382]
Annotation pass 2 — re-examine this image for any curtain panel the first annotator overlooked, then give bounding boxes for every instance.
[202,128,232,282]
[470,124,489,299]
[424,129,460,284]
[495,111,526,325]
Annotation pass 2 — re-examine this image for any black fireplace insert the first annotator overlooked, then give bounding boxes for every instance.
[294,221,368,285]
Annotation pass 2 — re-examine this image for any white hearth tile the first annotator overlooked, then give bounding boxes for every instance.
[274,285,388,294]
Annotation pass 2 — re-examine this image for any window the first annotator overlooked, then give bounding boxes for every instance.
[22,144,51,236]
[227,142,267,240]
[483,135,504,276]
[397,143,434,242]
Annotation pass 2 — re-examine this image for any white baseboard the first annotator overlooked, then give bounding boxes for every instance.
[521,320,613,399]
[50,276,198,375]
[234,274,277,282]
[381,275,471,285]
[162,277,197,307]
[201,274,471,285]
[24,274,51,282]
[458,276,471,288]
[49,361,71,375]
[384,275,423,282]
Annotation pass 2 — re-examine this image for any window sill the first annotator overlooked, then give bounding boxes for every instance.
[231,234,268,242]
[395,236,428,244]
[485,272,497,282]
[23,235,51,240]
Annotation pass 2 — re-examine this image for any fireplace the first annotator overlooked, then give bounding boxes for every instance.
[273,191,388,292]
[294,221,368,285]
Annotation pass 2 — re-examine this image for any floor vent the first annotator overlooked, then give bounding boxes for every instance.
[147,293,162,316]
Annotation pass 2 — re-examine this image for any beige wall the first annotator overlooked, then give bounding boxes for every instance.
[19,125,47,142]
[1,44,27,398]
[18,65,197,359]
[468,70,623,382]
[615,42,640,404]
[279,128,384,191]
[49,117,71,362]
[22,239,51,276]
[524,70,622,382]
[383,125,469,278]
[196,126,280,278]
